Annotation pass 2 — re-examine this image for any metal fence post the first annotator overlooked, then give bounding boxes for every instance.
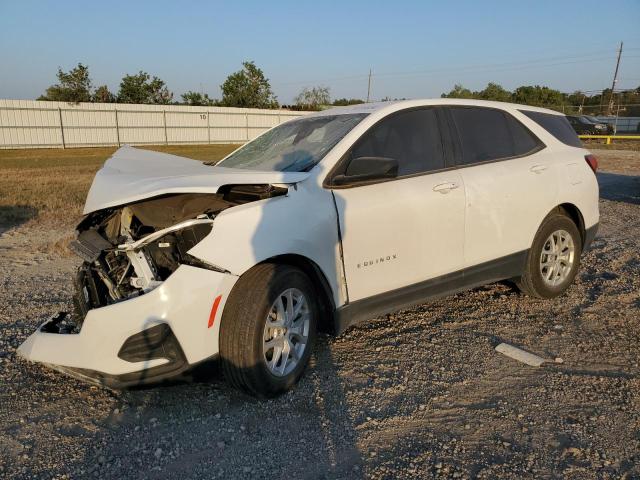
[163,110,168,145]
[207,112,211,144]
[114,109,120,146]
[58,107,66,148]
[245,112,249,141]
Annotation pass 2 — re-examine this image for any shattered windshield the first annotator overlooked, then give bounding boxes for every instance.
[217,113,367,172]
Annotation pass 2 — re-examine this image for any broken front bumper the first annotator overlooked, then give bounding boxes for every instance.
[17,265,237,388]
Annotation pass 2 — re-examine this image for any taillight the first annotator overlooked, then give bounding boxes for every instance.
[585,154,598,173]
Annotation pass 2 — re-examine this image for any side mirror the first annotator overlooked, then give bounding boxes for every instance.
[333,156,398,185]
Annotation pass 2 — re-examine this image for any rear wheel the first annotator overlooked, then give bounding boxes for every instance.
[219,263,317,397]
[516,213,582,299]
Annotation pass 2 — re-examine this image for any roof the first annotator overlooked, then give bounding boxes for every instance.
[306,98,564,118]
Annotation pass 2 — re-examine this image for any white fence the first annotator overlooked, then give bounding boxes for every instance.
[0,99,307,149]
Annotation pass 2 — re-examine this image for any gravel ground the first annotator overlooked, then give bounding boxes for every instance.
[1,149,639,479]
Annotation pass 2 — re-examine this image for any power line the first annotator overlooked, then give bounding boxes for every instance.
[273,51,640,88]
[373,51,619,78]
[580,88,638,93]
[376,56,616,80]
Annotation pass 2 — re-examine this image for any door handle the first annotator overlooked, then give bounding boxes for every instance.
[530,164,548,174]
[432,182,459,193]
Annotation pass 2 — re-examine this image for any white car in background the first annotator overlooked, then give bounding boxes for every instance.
[18,99,599,397]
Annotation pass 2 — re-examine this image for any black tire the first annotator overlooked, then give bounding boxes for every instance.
[516,213,582,299]
[219,263,317,397]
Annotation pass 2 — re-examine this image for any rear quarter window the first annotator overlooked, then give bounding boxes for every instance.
[520,110,583,148]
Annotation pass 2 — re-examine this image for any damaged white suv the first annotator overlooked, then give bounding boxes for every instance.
[18,100,599,397]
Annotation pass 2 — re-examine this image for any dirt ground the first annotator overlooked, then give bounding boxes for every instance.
[0,149,639,479]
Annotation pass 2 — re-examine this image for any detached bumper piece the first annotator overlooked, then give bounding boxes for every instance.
[54,324,188,389]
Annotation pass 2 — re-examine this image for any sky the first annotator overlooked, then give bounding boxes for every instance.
[1,0,639,104]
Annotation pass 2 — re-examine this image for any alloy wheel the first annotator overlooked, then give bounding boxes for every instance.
[263,288,310,377]
[539,229,576,287]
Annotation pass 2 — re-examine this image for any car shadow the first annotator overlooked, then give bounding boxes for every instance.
[74,340,362,479]
[0,205,38,234]
[597,172,640,205]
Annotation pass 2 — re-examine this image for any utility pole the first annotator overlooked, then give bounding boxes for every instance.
[607,42,623,115]
[366,69,372,103]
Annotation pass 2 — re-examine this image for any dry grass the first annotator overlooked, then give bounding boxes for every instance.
[0,144,239,228]
[582,139,640,151]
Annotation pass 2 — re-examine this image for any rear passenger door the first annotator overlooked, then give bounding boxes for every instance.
[329,108,466,302]
[444,106,556,270]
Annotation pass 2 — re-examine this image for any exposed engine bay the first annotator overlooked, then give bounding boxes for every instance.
[68,185,286,325]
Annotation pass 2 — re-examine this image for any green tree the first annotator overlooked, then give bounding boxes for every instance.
[512,85,564,109]
[117,71,173,104]
[93,85,116,103]
[477,82,512,102]
[610,86,640,117]
[294,86,331,110]
[564,90,586,114]
[439,81,640,116]
[441,84,475,99]
[38,63,92,102]
[181,91,216,106]
[332,98,365,106]
[220,61,278,109]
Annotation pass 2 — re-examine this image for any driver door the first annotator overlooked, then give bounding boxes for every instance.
[329,108,466,302]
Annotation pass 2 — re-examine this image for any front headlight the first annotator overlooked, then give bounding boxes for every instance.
[595,124,606,130]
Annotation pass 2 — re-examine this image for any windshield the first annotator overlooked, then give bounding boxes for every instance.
[218,113,368,172]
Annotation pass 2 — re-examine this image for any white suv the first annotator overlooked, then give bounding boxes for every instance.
[18,99,599,397]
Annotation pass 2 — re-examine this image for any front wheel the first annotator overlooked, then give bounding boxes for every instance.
[219,264,317,397]
[516,213,582,299]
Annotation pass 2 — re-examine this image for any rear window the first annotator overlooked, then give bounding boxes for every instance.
[449,107,542,165]
[520,110,582,148]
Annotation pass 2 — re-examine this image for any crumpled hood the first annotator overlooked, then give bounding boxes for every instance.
[83,145,310,214]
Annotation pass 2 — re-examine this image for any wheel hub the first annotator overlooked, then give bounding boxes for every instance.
[539,229,575,287]
[262,288,310,377]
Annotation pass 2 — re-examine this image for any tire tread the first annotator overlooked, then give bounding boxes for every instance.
[517,212,582,299]
[219,263,316,397]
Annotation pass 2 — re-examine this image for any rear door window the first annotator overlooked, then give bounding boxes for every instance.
[520,110,582,148]
[448,107,541,166]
